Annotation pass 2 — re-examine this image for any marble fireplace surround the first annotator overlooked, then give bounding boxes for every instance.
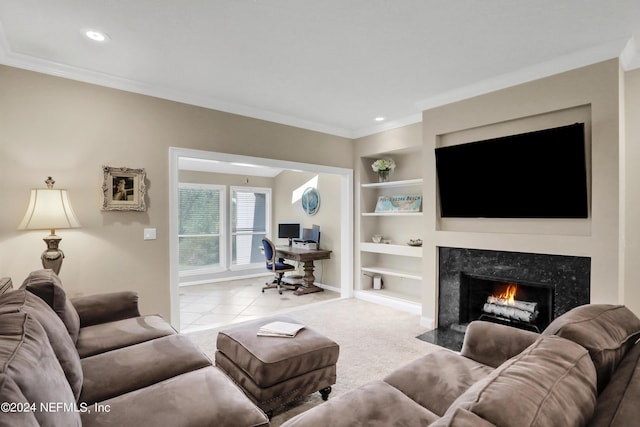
[437,247,591,333]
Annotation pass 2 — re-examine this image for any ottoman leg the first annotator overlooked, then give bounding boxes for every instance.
[320,386,332,401]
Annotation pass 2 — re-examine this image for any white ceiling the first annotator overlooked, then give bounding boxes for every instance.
[1,1,639,138]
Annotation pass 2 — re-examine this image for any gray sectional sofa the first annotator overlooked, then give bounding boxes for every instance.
[0,270,269,427]
[282,304,640,427]
[4,268,639,427]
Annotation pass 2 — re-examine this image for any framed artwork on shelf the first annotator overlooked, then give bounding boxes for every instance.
[374,195,422,213]
[101,166,147,211]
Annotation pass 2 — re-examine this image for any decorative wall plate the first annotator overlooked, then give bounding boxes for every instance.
[302,187,320,216]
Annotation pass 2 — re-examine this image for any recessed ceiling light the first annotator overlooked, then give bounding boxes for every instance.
[85,30,108,42]
[374,117,385,122]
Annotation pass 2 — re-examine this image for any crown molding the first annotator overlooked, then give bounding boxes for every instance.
[0,23,354,139]
[1,18,637,141]
[416,36,632,113]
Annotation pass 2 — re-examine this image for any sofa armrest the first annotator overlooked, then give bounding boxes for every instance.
[71,291,140,327]
[460,321,540,368]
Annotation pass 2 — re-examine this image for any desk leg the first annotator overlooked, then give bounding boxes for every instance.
[294,260,324,295]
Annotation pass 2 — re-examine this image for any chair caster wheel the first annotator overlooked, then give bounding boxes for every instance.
[279,291,283,295]
[262,289,265,293]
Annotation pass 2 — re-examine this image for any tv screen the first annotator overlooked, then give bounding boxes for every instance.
[435,123,588,219]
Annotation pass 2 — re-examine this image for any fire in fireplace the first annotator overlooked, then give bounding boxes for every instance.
[460,274,554,333]
[481,283,539,327]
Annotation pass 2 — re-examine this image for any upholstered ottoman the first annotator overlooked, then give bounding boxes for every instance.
[215,315,339,416]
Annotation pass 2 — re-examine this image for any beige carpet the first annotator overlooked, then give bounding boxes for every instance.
[186,297,440,426]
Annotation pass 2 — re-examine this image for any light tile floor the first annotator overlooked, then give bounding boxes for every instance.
[179,275,340,332]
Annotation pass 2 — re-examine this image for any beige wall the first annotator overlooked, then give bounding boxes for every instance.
[423,59,624,323]
[623,68,640,316]
[0,65,352,319]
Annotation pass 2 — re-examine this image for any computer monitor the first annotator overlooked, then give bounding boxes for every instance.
[278,223,301,245]
[302,224,321,248]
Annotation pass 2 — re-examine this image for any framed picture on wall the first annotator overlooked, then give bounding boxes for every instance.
[101,166,147,211]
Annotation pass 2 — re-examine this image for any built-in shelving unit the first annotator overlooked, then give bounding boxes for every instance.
[355,155,424,313]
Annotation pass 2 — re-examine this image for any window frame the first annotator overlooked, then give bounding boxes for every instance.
[229,185,272,271]
[178,183,227,277]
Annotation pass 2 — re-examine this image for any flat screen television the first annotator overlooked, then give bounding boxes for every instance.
[278,223,300,245]
[435,123,588,219]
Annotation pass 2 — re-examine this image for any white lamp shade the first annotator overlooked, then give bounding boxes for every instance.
[18,188,81,231]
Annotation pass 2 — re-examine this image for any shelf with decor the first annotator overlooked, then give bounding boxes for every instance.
[356,147,424,315]
[361,179,423,215]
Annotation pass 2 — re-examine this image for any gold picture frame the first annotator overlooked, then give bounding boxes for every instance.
[101,166,147,211]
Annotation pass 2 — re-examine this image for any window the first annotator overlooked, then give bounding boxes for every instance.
[178,184,226,275]
[231,187,271,270]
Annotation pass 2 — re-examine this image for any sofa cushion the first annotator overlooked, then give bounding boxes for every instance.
[281,380,439,427]
[0,374,39,427]
[441,335,596,427]
[0,290,82,400]
[588,339,640,427]
[0,311,81,427]
[76,314,176,358]
[21,269,81,344]
[80,334,211,404]
[543,304,640,392]
[80,366,269,427]
[383,348,493,417]
[460,320,540,368]
[430,407,497,427]
[71,291,140,327]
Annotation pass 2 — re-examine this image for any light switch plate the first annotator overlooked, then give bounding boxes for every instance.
[143,228,157,240]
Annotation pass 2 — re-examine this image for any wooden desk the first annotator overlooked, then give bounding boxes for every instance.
[276,246,332,295]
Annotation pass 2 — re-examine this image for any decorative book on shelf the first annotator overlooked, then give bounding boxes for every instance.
[374,195,422,213]
[257,321,306,338]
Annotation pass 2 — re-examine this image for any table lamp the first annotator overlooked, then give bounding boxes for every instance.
[18,177,81,274]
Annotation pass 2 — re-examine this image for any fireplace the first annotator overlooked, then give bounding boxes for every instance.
[417,247,590,350]
[460,274,554,333]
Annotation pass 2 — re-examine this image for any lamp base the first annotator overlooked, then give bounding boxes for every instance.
[41,235,64,275]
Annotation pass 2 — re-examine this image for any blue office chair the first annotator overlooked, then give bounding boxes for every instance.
[261,238,297,294]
